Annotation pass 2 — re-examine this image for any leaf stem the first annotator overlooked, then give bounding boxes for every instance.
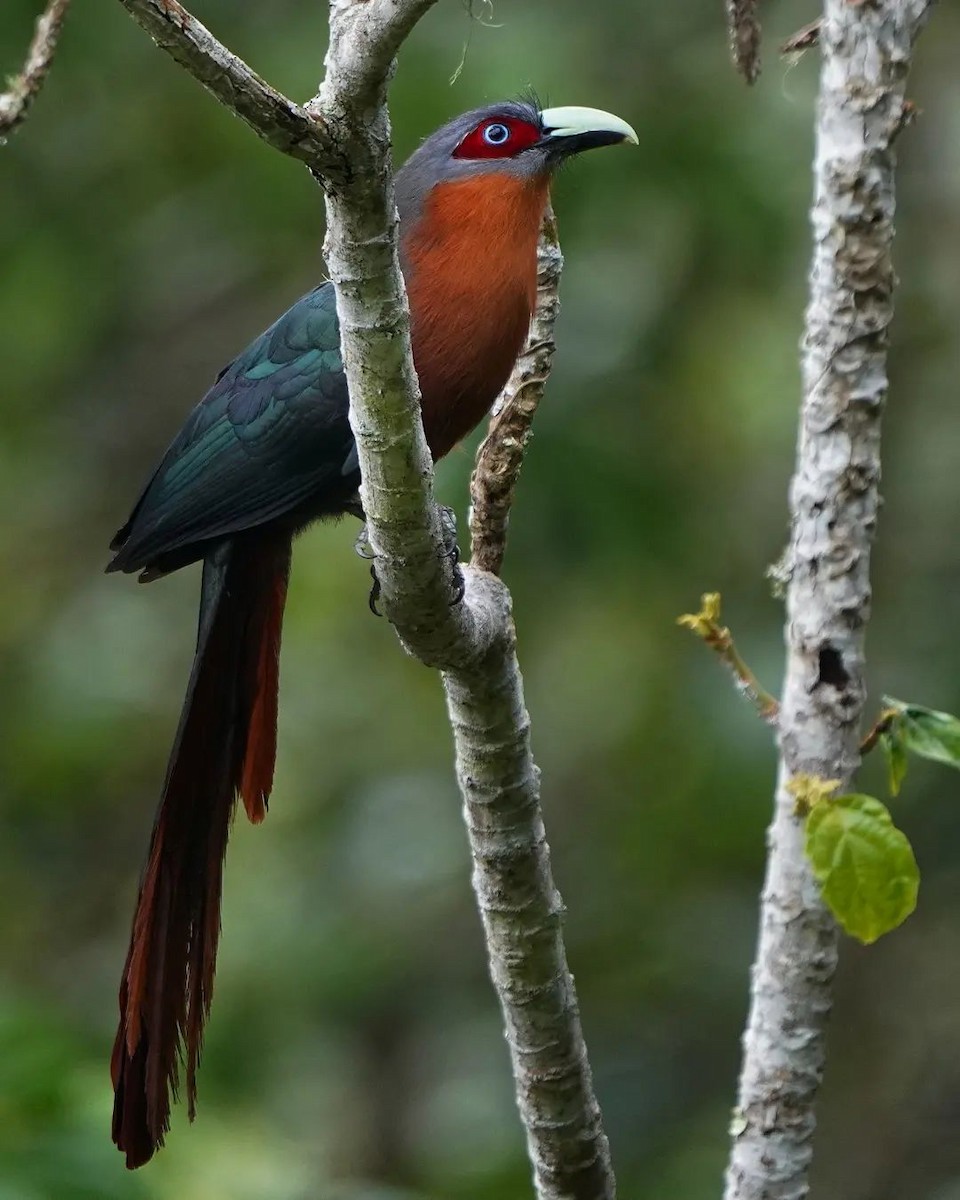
[859,708,899,756]
[678,593,780,725]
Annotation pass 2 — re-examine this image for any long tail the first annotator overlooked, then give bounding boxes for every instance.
[111,533,292,1169]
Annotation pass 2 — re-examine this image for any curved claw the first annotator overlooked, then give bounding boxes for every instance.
[448,562,466,607]
[442,540,463,606]
[368,565,382,617]
[362,508,463,614]
[354,524,376,561]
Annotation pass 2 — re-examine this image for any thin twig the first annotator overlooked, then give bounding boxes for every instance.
[0,0,71,139]
[781,19,821,57]
[725,0,762,84]
[678,593,780,725]
[469,209,563,575]
[676,594,903,752]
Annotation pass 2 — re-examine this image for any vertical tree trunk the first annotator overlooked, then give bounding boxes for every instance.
[723,3,935,1198]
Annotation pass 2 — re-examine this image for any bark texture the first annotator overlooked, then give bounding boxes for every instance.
[111,2,615,1195]
[444,641,613,1200]
[314,0,484,670]
[457,215,615,1197]
[0,0,71,137]
[116,0,340,166]
[725,0,762,83]
[723,4,935,1199]
[470,211,563,577]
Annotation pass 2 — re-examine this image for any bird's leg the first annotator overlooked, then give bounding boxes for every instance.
[348,495,381,613]
[352,523,382,616]
[438,505,465,607]
[344,495,366,523]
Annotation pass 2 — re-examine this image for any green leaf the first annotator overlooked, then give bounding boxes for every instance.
[884,697,960,770]
[880,725,909,797]
[805,793,919,944]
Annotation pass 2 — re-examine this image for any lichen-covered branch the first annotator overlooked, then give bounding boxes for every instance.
[315,21,615,1179]
[453,209,614,1197]
[312,0,491,672]
[469,210,563,576]
[723,3,935,1199]
[114,0,339,168]
[0,0,71,138]
[444,639,614,1200]
[113,0,615,1193]
[318,0,437,116]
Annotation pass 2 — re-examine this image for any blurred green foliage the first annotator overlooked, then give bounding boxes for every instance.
[3,1,960,1197]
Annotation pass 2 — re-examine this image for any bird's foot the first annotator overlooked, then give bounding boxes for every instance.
[354,525,382,616]
[438,506,465,607]
[446,547,465,607]
[354,512,464,613]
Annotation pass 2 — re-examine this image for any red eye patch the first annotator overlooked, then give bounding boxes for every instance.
[453,117,542,160]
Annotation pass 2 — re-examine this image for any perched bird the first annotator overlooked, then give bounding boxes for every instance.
[108,99,636,1168]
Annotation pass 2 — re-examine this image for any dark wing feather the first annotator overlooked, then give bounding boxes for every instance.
[109,284,357,575]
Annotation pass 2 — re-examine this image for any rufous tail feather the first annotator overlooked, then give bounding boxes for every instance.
[111,535,291,1169]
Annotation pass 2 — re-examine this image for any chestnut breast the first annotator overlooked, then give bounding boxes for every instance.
[402,173,551,461]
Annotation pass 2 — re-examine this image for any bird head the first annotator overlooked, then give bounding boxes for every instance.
[394,98,637,450]
[395,99,637,218]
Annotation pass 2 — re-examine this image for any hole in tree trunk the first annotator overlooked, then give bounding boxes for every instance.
[817,644,849,689]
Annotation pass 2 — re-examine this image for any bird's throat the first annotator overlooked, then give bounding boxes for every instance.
[403,173,551,461]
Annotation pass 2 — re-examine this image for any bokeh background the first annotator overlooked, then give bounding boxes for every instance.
[3,1,960,1196]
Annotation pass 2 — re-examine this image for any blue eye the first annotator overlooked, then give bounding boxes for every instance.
[483,122,510,146]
